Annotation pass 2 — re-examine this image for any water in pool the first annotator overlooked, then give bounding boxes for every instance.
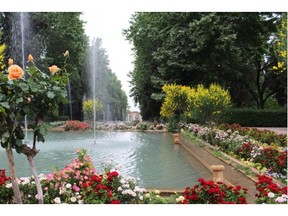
[0,131,211,190]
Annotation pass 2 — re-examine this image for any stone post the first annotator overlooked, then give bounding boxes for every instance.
[173,133,180,144]
[211,165,225,182]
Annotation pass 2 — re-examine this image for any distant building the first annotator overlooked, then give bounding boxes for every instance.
[126,111,142,122]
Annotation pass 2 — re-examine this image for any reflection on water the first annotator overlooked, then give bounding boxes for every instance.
[0,131,210,189]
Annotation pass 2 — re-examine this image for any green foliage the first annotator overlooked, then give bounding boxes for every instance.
[83,99,103,122]
[124,12,286,119]
[0,54,68,153]
[0,12,89,120]
[223,108,287,127]
[138,122,149,131]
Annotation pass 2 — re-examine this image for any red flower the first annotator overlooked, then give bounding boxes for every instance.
[110,200,121,204]
[91,174,102,183]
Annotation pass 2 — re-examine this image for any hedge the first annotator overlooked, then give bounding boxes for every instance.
[222,108,287,127]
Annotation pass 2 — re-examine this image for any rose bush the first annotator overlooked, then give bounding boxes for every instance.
[184,123,287,180]
[255,175,287,204]
[63,120,91,131]
[179,178,247,204]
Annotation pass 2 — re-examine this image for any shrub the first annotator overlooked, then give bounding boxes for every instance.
[222,108,287,127]
[255,175,287,204]
[190,83,231,125]
[179,178,248,204]
[63,120,91,131]
[83,99,103,121]
[0,169,13,204]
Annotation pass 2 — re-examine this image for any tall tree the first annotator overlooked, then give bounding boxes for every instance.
[0,12,89,120]
[83,38,128,121]
[124,12,285,119]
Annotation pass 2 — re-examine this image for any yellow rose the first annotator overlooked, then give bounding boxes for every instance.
[27,54,34,62]
[8,58,13,66]
[8,64,24,80]
[49,65,60,74]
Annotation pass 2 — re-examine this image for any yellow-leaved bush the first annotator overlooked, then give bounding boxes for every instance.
[83,98,104,121]
[160,83,231,124]
[160,84,193,118]
[191,83,231,124]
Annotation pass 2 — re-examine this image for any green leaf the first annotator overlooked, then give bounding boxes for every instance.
[15,145,23,154]
[47,91,55,99]
[0,102,10,109]
[52,86,60,91]
[18,82,29,92]
[52,108,59,116]
[15,139,23,146]
[16,97,24,104]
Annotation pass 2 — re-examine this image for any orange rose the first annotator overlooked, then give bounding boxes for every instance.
[8,64,24,80]
[27,54,34,62]
[49,65,59,74]
[8,58,13,66]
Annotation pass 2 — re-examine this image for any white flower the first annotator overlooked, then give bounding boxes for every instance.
[70,197,77,203]
[54,197,61,204]
[275,197,285,203]
[66,183,72,189]
[5,183,12,189]
[117,187,123,191]
[268,192,275,198]
[154,190,160,195]
[78,200,84,204]
[144,193,150,199]
[281,194,287,200]
[59,188,66,195]
[176,196,185,203]
[139,195,143,200]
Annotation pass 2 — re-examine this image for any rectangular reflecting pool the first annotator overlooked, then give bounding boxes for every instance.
[0,131,211,190]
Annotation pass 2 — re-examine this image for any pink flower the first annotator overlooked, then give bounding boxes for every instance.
[46,173,54,181]
[73,185,80,192]
[55,182,59,188]
[57,176,61,181]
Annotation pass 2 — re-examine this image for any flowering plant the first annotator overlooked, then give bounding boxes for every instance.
[0,169,13,203]
[63,120,91,131]
[255,175,287,204]
[179,178,247,204]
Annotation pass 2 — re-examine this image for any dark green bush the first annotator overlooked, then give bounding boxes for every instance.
[222,108,287,127]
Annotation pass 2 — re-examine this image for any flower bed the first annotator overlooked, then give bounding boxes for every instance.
[255,175,287,204]
[183,123,287,181]
[1,149,250,204]
[63,121,91,131]
[219,123,287,147]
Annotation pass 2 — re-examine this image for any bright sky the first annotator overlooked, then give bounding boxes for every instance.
[80,11,138,111]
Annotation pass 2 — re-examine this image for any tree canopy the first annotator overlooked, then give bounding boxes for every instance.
[124,12,287,120]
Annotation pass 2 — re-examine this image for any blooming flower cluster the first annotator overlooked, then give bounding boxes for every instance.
[219,123,287,147]
[183,123,287,179]
[64,120,91,131]
[180,178,248,204]
[255,175,287,204]
[0,169,10,186]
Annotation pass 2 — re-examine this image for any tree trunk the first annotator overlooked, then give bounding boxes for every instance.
[22,144,43,204]
[27,155,43,204]
[5,146,22,204]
